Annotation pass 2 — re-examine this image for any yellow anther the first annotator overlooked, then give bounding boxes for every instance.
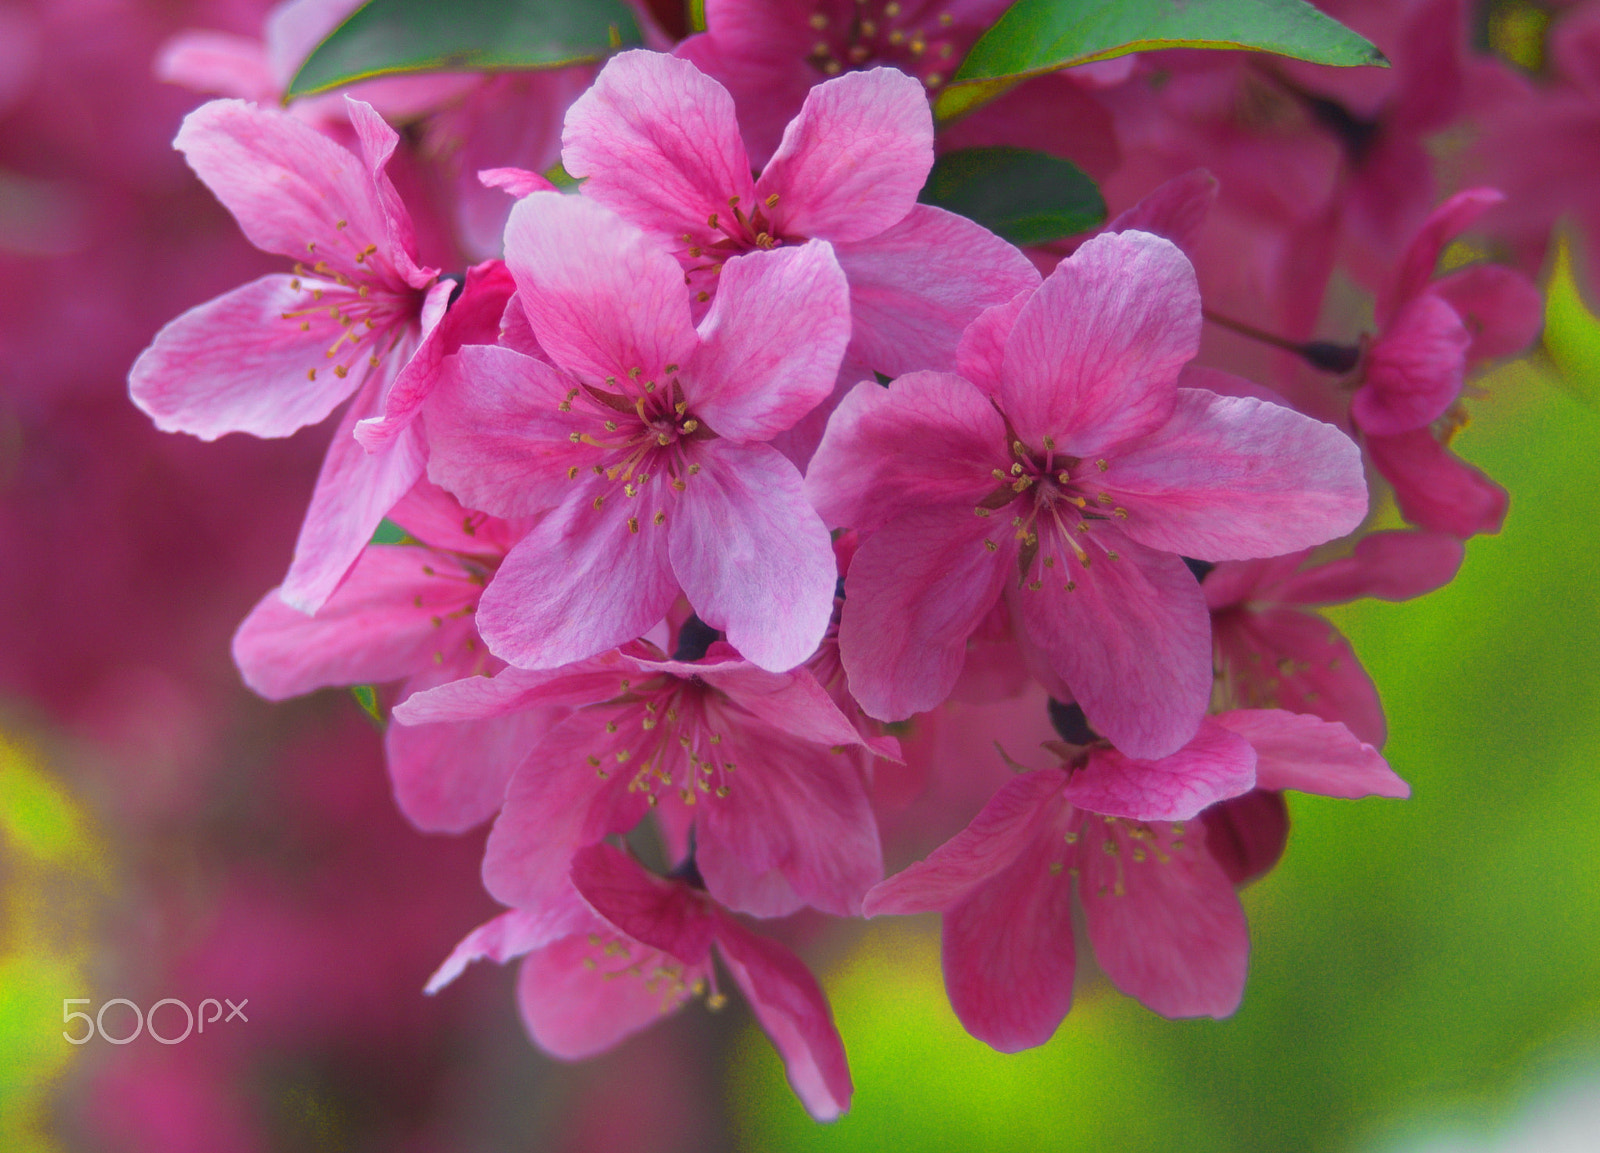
[810,12,828,28]
[333,365,348,378]
[653,510,666,525]
[984,539,998,551]
[307,368,316,381]
[1049,861,1064,875]
[628,517,640,534]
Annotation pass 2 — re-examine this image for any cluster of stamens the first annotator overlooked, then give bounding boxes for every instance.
[1048,813,1185,898]
[584,677,738,806]
[804,2,963,88]
[678,193,789,298]
[277,220,418,385]
[409,547,498,669]
[578,930,716,1012]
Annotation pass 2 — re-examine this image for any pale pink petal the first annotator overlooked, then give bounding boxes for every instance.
[674,4,818,165]
[685,242,850,441]
[839,507,1012,722]
[562,50,756,244]
[955,290,1035,399]
[477,167,557,197]
[1107,389,1368,560]
[156,32,276,101]
[940,826,1077,1052]
[391,654,631,726]
[232,547,476,699]
[344,97,432,287]
[1013,531,1211,760]
[425,901,592,993]
[1275,530,1464,606]
[695,663,867,750]
[1078,816,1249,1018]
[715,917,853,1121]
[668,440,835,673]
[835,206,1040,378]
[864,770,1067,916]
[502,192,698,384]
[476,476,681,670]
[1106,169,1218,256]
[570,844,717,963]
[280,387,428,612]
[804,372,1005,533]
[129,275,362,440]
[1365,429,1508,539]
[696,839,805,918]
[175,98,390,261]
[1354,295,1471,436]
[423,343,607,517]
[387,478,520,555]
[1385,187,1505,321]
[1062,718,1256,822]
[755,67,931,244]
[1001,230,1198,454]
[1429,264,1544,363]
[1213,709,1409,799]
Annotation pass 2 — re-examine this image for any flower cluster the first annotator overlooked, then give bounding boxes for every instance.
[131,0,1557,1120]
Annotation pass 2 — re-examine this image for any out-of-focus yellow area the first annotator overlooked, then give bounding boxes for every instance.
[0,735,108,1153]
[730,257,1600,1151]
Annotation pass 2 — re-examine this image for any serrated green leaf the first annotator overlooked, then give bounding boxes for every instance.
[956,0,1386,85]
[287,0,642,98]
[919,147,1105,247]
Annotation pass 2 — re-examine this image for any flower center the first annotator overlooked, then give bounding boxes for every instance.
[278,219,420,383]
[680,194,794,300]
[804,2,963,88]
[585,678,739,806]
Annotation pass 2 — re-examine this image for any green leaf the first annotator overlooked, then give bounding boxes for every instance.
[368,518,414,545]
[350,685,384,724]
[919,147,1105,247]
[956,0,1387,85]
[287,0,642,98]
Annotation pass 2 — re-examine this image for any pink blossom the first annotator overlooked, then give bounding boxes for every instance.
[423,191,849,672]
[806,229,1369,757]
[864,707,1406,1049]
[129,97,453,611]
[561,50,1037,379]
[431,843,853,1120]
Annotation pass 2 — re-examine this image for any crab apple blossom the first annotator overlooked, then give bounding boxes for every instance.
[128,97,454,611]
[424,191,848,673]
[807,228,1369,758]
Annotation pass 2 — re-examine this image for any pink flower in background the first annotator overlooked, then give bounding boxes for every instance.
[806,229,1368,757]
[424,191,849,673]
[129,97,453,610]
[432,843,853,1120]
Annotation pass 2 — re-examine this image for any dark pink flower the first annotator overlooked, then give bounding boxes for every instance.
[806,230,1369,757]
[423,192,850,672]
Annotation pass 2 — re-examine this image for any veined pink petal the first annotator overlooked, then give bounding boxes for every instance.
[941,825,1077,1052]
[424,343,608,517]
[1062,719,1256,822]
[1078,816,1249,1018]
[1384,187,1505,322]
[502,193,698,384]
[956,290,1035,400]
[668,440,835,673]
[864,770,1067,916]
[1354,295,1471,436]
[386,695,555,833]
[570,844,717,964]
[835,206,1040,379]
[1014,531,1211,760]
[345,97,431,288]
[696,839,806,919]
[425,900,592,993]
[1213,710,1409,799]
[280,387,428,612]
[386,477,520,555]
[755,67,931,244]
[715,917,853,1121]
[1365,429,1508,539]
[477,166,558,197]
[1001,231,1198,454]
[1107,389,1368,561]
[839,507,1012,722]
[1105,169,1218,256]
[685,242,850,441]
[695,662,867,750]
[476,481,681,670]
[1429,264,1544,363]
[175,98,390,262]
[562,50,757,247]
[129,275,363,440]
[804,373,1005,533]
[1275,530,1464,606]
[390,657,631,726]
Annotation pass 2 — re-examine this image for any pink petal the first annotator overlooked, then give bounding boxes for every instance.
[1063,718,1257,822]
[1013,531,1211,760]
[280,387,428,612]
[686,242,850,441]
[667,440,835,673]
[156,32,276,101]
[696,839,805,918]
[1365,428,1508,539]
[562,50,756,245]
[838,506,1012,722]
[423,343,608,517]
[755,67,931,244]
[344,97,431,288]
[715,916,853,1121]
[129,275,362,440]
[835,205,1040,378]
[804,372,1005,533]
[1354,295,1471,436]
[502,192,698,385]
[1107,389,1369,561]
[477,166,557,197]
[864,769,1068,916]
[425,901,592,993]
[476,483,681,669]
[1213,709,1409,799]
[390,655,631,726]
[1429,264,1544,363]
[940,825,1078,1052]
[956,290,1035,400]
[1001,230,1198,455]
[1078,815,1249,1018]
[570,844,717,963]
[696,663,868,750]
[386,477,520,555]
[1275,530,1464,606]
[1200,790,1290,887]
[1105,169,1219,256]
[1385,187,1505,321]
